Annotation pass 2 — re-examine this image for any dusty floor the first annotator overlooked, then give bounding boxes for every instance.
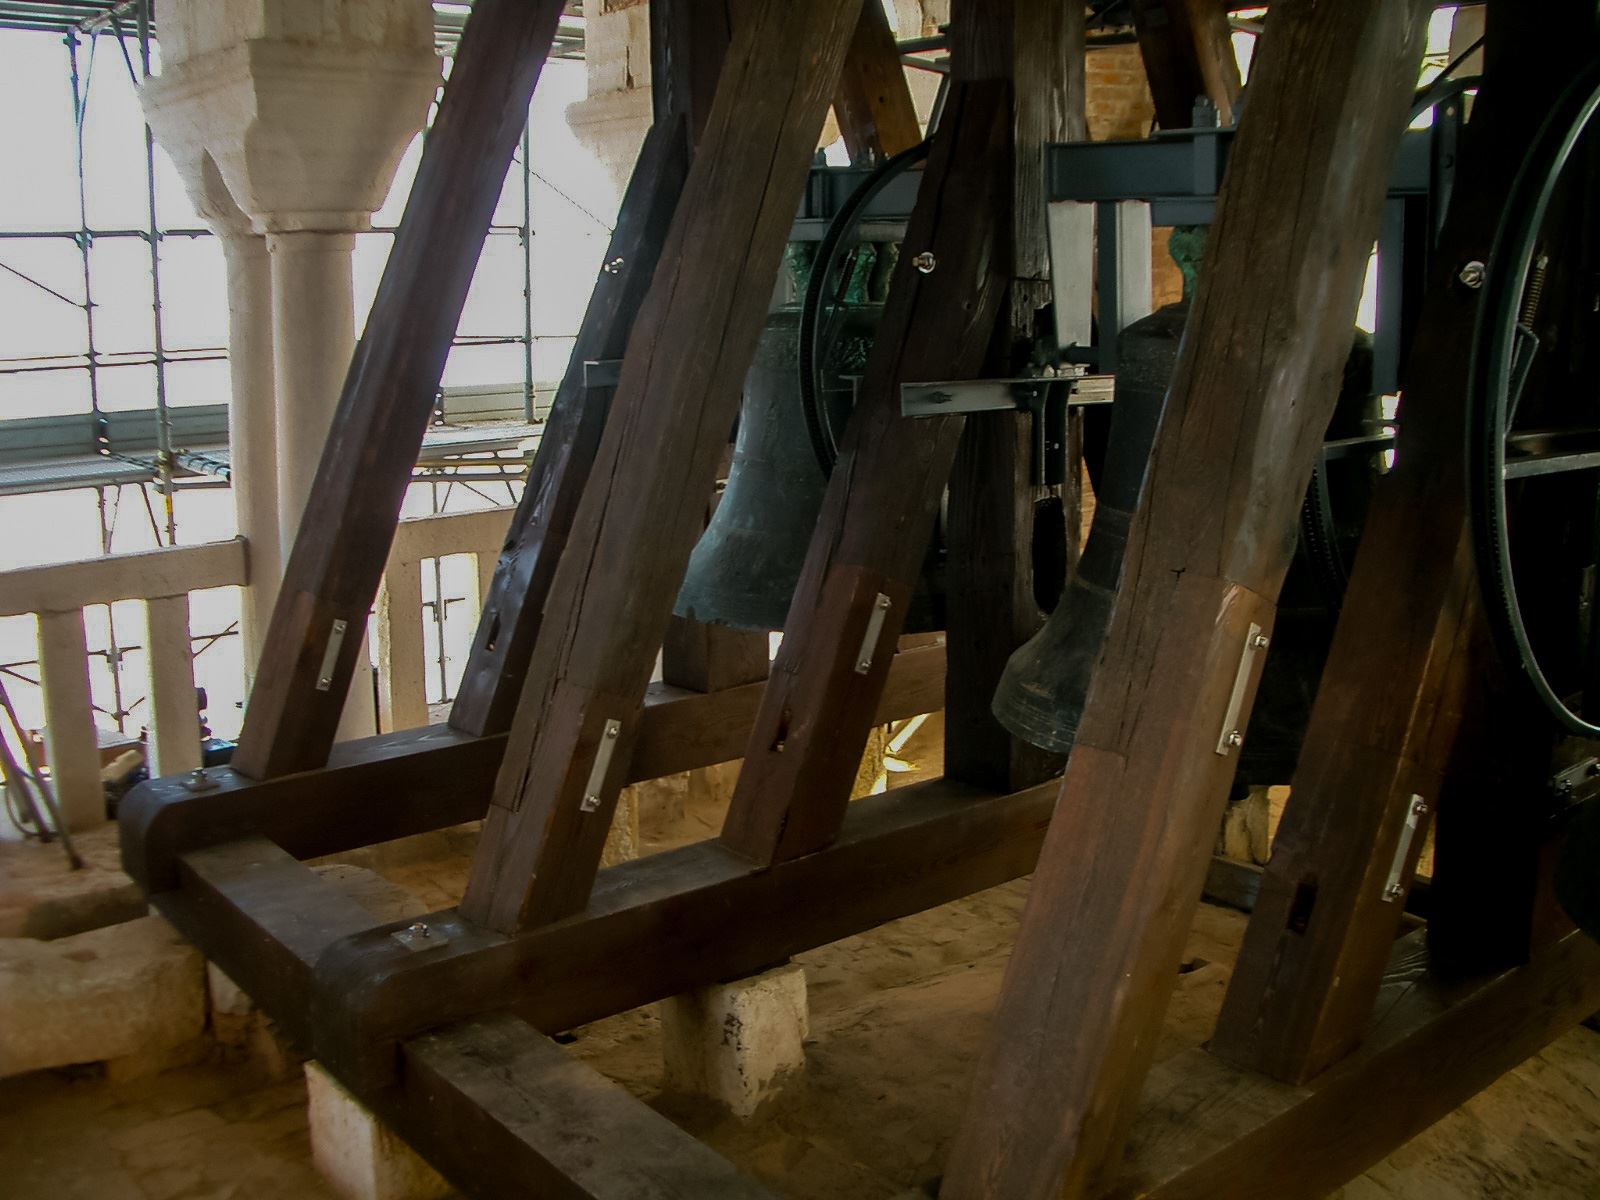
[2,747,1598,1199]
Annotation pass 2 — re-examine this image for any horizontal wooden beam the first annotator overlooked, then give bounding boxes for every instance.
[394,1015,774,1200]
[121,644,946,892]
[1113,928,1600,1200]
[0,537,247,617]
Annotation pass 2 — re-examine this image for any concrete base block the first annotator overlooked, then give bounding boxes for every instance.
[661,961,808,1118]
[306,1061,451,1200]
[0,914,206,1078]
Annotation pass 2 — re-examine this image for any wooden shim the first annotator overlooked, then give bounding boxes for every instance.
[312,775,1056,1089]
[121,643,943,894]
[1129,0,1243,130]
[451,119,691,738]
[720,72,1017,866]
[834,0,923,162]
[1209,2,1599,1085]
[462,0,868,934]
[660,614,769,693]
[1112,930,1600,1200]
[939,5,1431,1198]
[395,1015,775,1200]
[232,0,566,779]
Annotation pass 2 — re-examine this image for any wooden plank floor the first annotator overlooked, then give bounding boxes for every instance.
[3,760,1596,1199]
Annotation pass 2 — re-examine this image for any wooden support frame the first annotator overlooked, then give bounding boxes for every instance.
[940,4,1432,1196]
[1129,0,1243,130]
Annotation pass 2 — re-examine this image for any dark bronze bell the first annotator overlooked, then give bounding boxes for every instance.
[988,302,1177,754]
[674,305,877,631]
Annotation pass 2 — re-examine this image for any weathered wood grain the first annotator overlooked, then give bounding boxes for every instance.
[939,4,1430,1196]
[1210,1,1600,1085]
[231,0,565,779]
[461,0,868,933]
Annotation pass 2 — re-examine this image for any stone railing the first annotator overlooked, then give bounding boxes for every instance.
[0,506,516,832]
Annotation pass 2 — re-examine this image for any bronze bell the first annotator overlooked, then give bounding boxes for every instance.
[988,302,1177,754]
[673,304,878,631]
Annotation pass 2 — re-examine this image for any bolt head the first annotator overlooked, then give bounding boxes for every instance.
[408,922,429,938]
[1458,260,1486,289]
[912,251,937,274]
[603,256,625,275]
[1252,633,1270,649]
[1226,730,1243,748]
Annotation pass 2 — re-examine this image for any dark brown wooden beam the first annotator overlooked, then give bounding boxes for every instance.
[650,0,735,146]
[943,1,1087,793]
[1209,0,1600,1086]
[450,121,692,737]
[123,643,944,894]
[1129,0,1242,130]
[394,1015,775,1200]
[719,3,1019,866]
[461,0,868,935]
[1113,930,1600,1200]
[231,0,567,779]
[939,3,1430,1195]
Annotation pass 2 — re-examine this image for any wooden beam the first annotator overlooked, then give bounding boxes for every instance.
[1129,0,1242,130]
[943,1,1087,793]
[939,4,1430,1196]
[1113,930,1600,1200]
[460,0,868,934]
[1209,1,1599,1086]
[0,538,246,618]
[649,0,735,147]
[232,0,567,779]
[122,643,944,894]
[395,1016,774,1200]
[450,119,692,737]
[833,0,923,161]
[719,3,1019,866]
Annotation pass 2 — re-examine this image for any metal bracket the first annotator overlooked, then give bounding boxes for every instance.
[579,719,623,813]
[854,594,892,674]
[1382,795,1430,902]
[899,372,1113,417]
[391,920,451,953]
[583,359,622,389]
[315,619,348,692]
[1215,623,1269,756]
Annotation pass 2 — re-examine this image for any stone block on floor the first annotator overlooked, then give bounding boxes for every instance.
[661,961,808,1118]
[306,1061,452,1200]
[0,913,206,1078]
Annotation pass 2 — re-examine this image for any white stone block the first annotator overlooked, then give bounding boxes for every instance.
[0,914,206,1078]
[661,962,808,1118]
[306,1061,452,1200]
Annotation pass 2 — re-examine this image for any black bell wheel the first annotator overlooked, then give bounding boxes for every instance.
[1468,58,1600,737]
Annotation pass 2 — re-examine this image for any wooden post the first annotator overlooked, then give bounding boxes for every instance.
[142,594,202,777]
[940,4,1429,1196]
[231,0,567,778]
[718,2,1020,867]
[375,558,428,733]
[459,0,869,934]
[943,2,1087,793]
[1129,0,1242,129]
[834,0,923,162]
[1209,1,1599,1086]
[36,608,103,830]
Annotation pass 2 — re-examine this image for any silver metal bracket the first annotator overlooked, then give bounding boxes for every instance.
[391,921,451,953]
[1382,795,1429,902]
[580,719,623,813]
[1215,624,1268,756]
[315,619,348,692]
[584,359,622,389]
[899,371,1113,417]
[854,594,893,674]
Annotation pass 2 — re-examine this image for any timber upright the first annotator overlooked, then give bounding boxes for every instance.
[115,2,1600,1198]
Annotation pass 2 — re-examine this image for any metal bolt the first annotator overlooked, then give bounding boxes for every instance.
[1225,730,1244,748]
[875,595,891,611]
[1410,797,1430,816]
[605,724,619,739]
[1384,882,1405,900]
[408,922,430,939]
[1252,633,1270,649]
[912,251,937,275]
[182,768,216,793]
[1458,260,1486,289]
[603,256,625,275]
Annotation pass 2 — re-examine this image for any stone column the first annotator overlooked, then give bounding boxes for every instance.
[141,0,440,738]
